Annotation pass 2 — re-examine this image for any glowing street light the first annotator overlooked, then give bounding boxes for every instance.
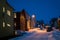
[32,15,35,18]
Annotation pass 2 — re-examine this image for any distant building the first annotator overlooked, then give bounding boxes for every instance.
[14,9,31,31]
[0,0,14,38]
[25,11,31,31]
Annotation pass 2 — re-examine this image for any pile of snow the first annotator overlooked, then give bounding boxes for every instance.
[53,29,60,40]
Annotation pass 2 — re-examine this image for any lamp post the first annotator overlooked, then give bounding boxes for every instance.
[31,15,36,28]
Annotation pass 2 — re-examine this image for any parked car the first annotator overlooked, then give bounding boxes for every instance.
[45,25,52,32]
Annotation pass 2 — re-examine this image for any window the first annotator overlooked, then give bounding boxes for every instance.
[14,23,16,27]
[15,30,17,35]
[7,10,11,16]
[7,24,11,27]
[14,13,16,18]
[3,7,5,12]
[3,22,5,27]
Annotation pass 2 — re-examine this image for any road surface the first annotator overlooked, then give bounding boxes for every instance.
[9,28,55,40]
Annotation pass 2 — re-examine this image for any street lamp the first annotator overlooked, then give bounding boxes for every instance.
[31,14,36,28]
[32,15,35,18]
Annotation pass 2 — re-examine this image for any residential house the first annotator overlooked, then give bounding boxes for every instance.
[14,9,31,32]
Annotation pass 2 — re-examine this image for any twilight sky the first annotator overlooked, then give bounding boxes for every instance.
[7,0,60,24]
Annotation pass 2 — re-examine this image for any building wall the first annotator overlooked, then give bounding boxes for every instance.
[0,0,14,38]
[27,19,31,30]
[16,13,20,30]
[20,13,27,31]
[25,12,31,30]
[0,1,3,38]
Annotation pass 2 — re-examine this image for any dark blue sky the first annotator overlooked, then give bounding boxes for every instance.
[7,0,60,24]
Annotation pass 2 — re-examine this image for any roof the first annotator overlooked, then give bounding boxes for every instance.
[6,0,15,10]
[13,9,31,20]
[21,9,31,20]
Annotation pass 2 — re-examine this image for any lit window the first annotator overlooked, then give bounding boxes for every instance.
[3,7,5,12]
[27,20,30,29]
[3,22,5,27]
[14,13,16,18]
[58,18,60,20]
[7,24,11,27]
[7,10,11,16]
[14,23,16,27]
[20,15,25,21]
[15,30,17,35]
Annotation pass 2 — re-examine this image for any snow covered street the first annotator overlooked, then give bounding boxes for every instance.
[9,28,56,40]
